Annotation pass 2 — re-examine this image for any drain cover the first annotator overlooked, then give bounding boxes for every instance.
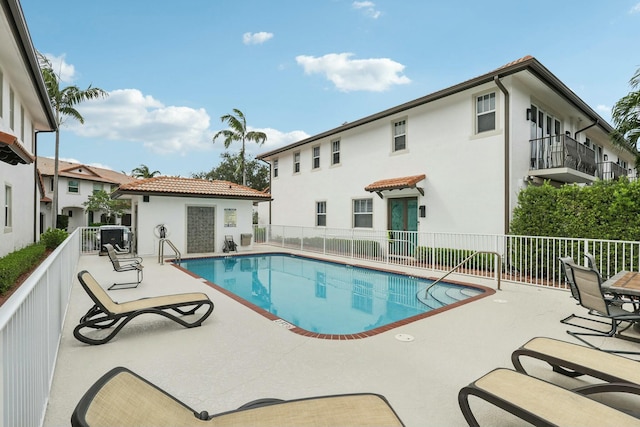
[395,333,414,342]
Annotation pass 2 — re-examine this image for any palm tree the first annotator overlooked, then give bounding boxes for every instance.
[39,54,108,228]
[611,67,640,169]
[213,108,267,186]
[131,164,161,178]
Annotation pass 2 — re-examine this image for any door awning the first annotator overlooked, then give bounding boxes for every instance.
[364,174,425,198]
[0,131,34,165]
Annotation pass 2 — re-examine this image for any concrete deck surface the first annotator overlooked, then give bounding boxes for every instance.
[44,248,640,426]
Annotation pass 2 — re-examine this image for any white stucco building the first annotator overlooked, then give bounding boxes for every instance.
[37,157,135,233]
[0,0,57,258]
[258,56,636,237]
[113,176,271,257]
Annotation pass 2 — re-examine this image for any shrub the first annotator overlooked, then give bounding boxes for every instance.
[41,227,69,250]
[0,243,46,294]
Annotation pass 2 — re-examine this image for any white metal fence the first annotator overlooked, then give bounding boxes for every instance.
[0,230,79,427]
[254,225,640,289]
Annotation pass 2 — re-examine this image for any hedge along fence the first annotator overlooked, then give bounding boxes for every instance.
[0,243,46,294]
[415,247,497,272]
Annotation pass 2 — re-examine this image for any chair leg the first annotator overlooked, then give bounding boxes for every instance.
[566,319,640,356]
[108,268,143,290]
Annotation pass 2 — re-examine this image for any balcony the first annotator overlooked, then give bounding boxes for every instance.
[529,135,629,183]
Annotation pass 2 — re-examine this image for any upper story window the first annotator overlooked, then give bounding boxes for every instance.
[312,146,320,169]
[273,159,279,178]
[20,106,25,141]
[4,185,11,228]
[331,139,340,165]
[393,119,406,151]
[316,201,326,226]
[476,92,495,133]
[68,180,79,194]
[9,87,15,130]
[93,183,103,194]
[0,69,4,117]
[293,152,301,173]
[353,198,373,228]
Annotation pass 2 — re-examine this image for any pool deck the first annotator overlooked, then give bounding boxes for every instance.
[44,247,640,426]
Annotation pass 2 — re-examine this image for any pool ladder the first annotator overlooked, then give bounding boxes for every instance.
[158,238,181,265]
[419,251,502,301]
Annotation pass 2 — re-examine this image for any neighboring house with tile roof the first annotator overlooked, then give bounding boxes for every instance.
[37,157,136,232]
[0,0,57,257]
[257,56,636,242]
[113,176,271,256]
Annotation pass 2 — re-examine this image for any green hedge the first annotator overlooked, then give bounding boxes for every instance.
[0,243,46,294]
[415,247,496,271]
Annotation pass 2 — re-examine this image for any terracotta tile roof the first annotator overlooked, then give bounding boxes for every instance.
[37,157,136,185]
[115,176,272,201]
[495,55,534,71]
[365,174,426,192]
[0,130,34,165]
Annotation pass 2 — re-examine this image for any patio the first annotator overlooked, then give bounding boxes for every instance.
[44,248,640,426]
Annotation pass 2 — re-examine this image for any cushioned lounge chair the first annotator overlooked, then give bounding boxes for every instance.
[458,368,640,427]
[71,367,405,427]
[512,337,640,394]
[74,270,214,345]
[104,243,144,290]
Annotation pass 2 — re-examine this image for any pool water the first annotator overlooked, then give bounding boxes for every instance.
[180,253,487,336]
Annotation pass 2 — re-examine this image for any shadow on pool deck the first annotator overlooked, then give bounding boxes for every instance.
[44,248,640,427]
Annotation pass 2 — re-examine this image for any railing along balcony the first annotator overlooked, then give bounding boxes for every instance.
[597,161,629,181]
[530,134,596,177]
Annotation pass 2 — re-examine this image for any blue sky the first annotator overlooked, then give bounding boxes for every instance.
[21,0,640,178]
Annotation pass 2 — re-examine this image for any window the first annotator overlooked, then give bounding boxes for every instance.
[476,92,495,133]
[312,146,320,169]
[0,69,3,117]
[393,119,406,151]
[93,183,103,194]
[4,185,11,228]
[273,159,279,178]
[353,198,373,228]
[293,152,300,173]
[331,139,340,165]
[316,201,326,226]
[9,87,14,130]
[20,106,24,141]
[68,180,79,193]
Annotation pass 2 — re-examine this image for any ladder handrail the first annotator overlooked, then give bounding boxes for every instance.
[421,251,501,299]
[158,238,181,265]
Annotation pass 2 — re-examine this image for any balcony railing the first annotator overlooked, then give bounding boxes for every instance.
[530,135,597,177]
[597,161,629,181]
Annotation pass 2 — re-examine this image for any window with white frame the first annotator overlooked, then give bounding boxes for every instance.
[4,185,11,228]
[0,69,3,118]
[20,106,24,141]
[312,146,320,169]
[273,158,279,178]
[9,87,14,130]
[393,119,406,151]
[316,201,326,226]
[93,183,103,194]
[353,198,373,228]
[331,139,340,165]
[476,92,496,133]
[68,180,79,193]
[293,152,301,173]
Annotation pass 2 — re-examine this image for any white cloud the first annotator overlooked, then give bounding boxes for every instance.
[296,53,411,92]
[42,53,76,83]
[243,32,274,45]
[352,1,381,19]
[596,104,611,115]
[67,89,214,155]
[255,128,310,151]
[630,3,640,13]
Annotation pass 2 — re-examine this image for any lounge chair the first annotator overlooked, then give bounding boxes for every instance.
[74,270,214,345]
[71,366,405,426]
[458,368,640,427]
[104,243,144,290]
[512,337,640,394]
[561,263,640,354]
[222,235,237,253]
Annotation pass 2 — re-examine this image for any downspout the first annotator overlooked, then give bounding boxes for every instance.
[494,76,510,235]
[574,120,598,139]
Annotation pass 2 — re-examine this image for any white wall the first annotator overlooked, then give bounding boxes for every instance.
[133,195,256,257]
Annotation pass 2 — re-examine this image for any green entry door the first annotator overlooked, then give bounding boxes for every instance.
[388,198,418,255]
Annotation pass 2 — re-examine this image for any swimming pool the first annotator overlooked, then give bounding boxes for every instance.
[178,253,492,339]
